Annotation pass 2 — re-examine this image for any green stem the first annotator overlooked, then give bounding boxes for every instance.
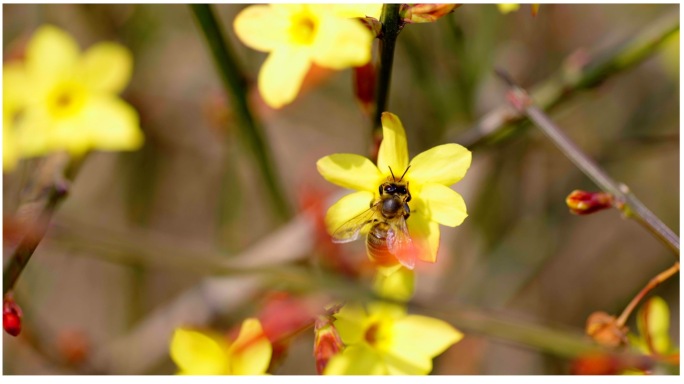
[499,71,679,257]
[190,4,290,221]
[372,4,403,133]
[457,10,679,148]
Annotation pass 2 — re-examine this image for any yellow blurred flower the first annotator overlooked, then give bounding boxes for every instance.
[497,4,540,16]
[3,62,26,170]
[233,4,378,108]
[628,296,678,357]
[3,25,143,169]
[324,302,463,375]
[317,112,471,268]
[169,318,272,375]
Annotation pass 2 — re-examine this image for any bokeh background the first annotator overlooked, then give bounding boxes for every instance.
[3,3,679,374]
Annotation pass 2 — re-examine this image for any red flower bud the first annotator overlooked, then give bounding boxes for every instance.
[566,190,614,215]
[3,296,23,337]
[353,62,376,117]
[313,315,344,374]
[400,4,461,23]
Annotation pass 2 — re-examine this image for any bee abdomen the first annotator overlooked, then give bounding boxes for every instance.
[366,223,397,267]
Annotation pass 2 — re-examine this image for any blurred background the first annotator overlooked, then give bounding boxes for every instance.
[2,3,679,374]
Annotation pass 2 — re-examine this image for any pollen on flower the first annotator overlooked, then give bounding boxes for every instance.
[364,322,380,345]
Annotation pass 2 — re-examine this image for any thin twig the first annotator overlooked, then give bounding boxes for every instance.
[615,262,679,327]
[497,70,679,257]
[3,153,82,294]
[455,10,679,149]
[372,4,403,134]
[190,4,290,221]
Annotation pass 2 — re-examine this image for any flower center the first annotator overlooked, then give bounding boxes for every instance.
[289,10,318,46]
[47,82,87,119]
[364,322,380,345]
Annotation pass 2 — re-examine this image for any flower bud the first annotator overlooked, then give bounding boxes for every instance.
[586,311,628,348]
[313,315,344,374]
[3,296,23,337]
[353,62,375,117]
[401,4,460,23]
[566,190,614,215]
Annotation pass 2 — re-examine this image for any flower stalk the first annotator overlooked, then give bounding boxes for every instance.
[615,262,679,328]
[3,153,83,294]
[372,4,403,135]
[497,70,679,257]
[190,4,290,221]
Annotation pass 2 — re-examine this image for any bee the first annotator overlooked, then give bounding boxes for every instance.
[331,166,417,269]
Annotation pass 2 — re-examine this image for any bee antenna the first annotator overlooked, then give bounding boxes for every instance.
[399,166,411,182]
[388,166,396,181]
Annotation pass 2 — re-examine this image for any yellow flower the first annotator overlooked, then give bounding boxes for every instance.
[497,4,521,13]
[5,25,143,162]
[324,302,463,375]
[628,296,677,357]
[317,112,471,269]
[169,318,272,375]
[3,62,26,170]
[233,4,377,108]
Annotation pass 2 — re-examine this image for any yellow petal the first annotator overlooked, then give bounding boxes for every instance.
[409,143,471,186]
[407,211,440,263]
[636,296,671,355]
[333,302,368,345]
[373,268,415,302]
[317,154,384,192]
[79,96,144,152]
[385,315,463,373]
[333,4,383,19]
[80,42,133,94]
[13,107,59,157]
[26,25,80,87]
[3,63,27,170]
[258,47,311,108]
[169,328,230,375]
[419,183,468,227]
[377,112,409,178]
[230,318,272,375]
[310,13,373,70]
[325,190,375,237]
[324,344,387,375]
[234,5,289,52]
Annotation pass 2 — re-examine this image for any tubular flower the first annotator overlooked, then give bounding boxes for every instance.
[233,4,378,108]
[169,318,272,375]
[317,112,471,269]
[4,25,143,163]
[324,302,463,375]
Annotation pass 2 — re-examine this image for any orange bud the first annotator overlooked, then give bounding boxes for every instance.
[566,190,614,215]
[586,311,628,348]
[400,4,461,23]
[313,315,344,374]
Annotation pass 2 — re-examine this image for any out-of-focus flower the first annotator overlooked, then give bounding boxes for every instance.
[497,4,540,16]
[324,302,462,375]
[566,190,614,215]
[233,4,377,108]
[400,4,460,23]
[3,25,143,165]
[3,63,26,170]
[317,112,471,269]
[169,318,272,375]
[373,267,415,302]
[628,296,678,358]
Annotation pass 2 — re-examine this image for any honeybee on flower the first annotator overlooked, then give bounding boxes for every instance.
[317,112,472,271]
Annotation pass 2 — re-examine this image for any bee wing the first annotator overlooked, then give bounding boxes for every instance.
[331,204,380,243]
[386,218,417,270]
